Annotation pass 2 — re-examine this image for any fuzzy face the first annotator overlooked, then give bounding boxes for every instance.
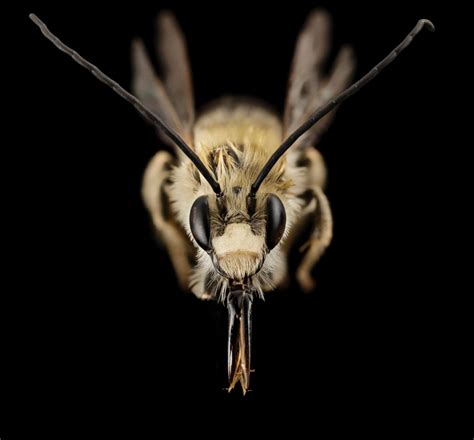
[167,104,306,300]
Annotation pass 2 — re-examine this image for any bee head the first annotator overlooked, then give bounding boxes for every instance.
[189,190,286,281]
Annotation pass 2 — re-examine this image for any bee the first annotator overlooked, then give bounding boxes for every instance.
[30,10,434,394]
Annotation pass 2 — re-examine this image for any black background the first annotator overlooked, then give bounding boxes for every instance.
[3,1,470,438]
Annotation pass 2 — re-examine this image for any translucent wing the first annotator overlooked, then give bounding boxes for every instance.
[131,12,194,147]
[131,39,188,144]
[156,11,195,136]
[283,9,356,147]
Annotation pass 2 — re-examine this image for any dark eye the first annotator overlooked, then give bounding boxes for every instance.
[189,195,211,252]
[265,194,286,250]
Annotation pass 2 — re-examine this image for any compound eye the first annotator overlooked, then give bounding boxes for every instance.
[265,194,286,250]
[189,196,211,252]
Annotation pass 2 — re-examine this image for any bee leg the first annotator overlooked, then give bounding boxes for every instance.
[277,147,328,290]
[303,147,328,189]
[296,186,333,292]
[142,151,192,290]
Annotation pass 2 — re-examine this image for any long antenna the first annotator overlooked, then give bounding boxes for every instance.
[29,14,222,196]
[250,18,435,196]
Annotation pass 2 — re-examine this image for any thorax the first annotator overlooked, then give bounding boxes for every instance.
[193,99,283,158]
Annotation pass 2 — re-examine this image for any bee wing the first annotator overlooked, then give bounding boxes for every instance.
[131,39,190,147]
[155,12,195,137]
[283,9,356,148]
[131,12,195,148]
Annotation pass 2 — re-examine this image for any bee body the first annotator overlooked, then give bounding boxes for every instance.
[30,10,434,394]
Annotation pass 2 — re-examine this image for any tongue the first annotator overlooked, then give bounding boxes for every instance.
[226,286,254,394]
